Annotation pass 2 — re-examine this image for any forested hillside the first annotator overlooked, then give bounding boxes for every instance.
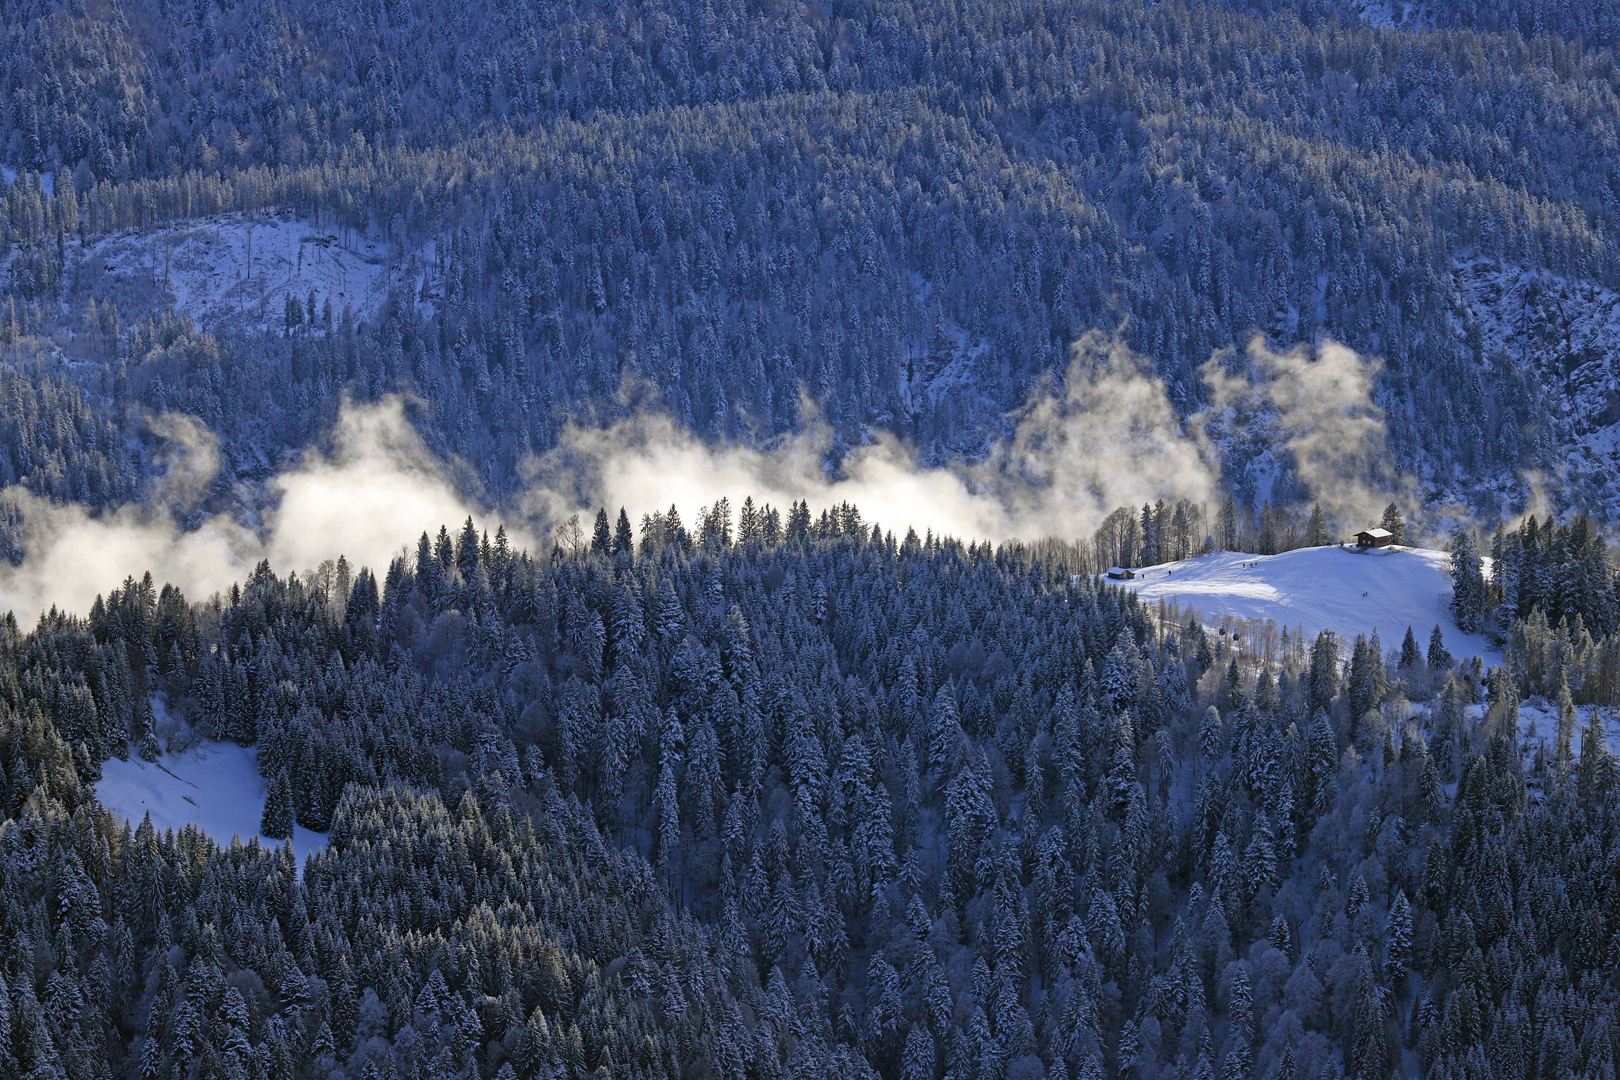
[3,0,1619,518]
[0,506,1617,1079]
[3,4,1620,1076]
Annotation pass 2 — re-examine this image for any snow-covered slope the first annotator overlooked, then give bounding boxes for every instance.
[96,740,326,863]
[1114,545,1493,662]
[0,164,53,193]
[83,212,433,332]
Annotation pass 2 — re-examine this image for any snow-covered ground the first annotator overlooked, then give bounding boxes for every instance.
[86,211,433,332]
[1114,545,1493,663]
[1518,700,1620,763]
[96,740,326,864]
[0,164,53,194]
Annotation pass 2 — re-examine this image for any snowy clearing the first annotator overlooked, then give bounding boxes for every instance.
[96,739,326,864]
[1,165,53,194]
[1350,0,1430,29]
[1113,545,1494,662]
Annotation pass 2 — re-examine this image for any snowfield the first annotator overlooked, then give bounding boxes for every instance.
[96,740,326,864]
[1113,545,1494,662]
[1350,0,1430,29]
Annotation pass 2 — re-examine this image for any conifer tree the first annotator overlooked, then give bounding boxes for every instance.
[455,518,480,579]
[2,492,1619,1080]
[1307,631,1340,719]
[1399,626,1422,671]
[1577,707,1617,805]
[260,769,294,840]
[1427,626,1453,671]
[1309,503,1330,547]
[613,508,634,555]
[1379,503,1406,545]
[1449,528,1486,632]
[1385,891,1413,983]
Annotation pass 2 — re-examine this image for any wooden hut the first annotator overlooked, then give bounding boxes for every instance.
[1353,527,1394,549]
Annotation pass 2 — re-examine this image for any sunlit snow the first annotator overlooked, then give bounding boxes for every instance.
[1113,545,1494,663]
[1518,700,1620,764]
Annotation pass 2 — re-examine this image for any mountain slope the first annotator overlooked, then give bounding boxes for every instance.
[4,0,1620,519]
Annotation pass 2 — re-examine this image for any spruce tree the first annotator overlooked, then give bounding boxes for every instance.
[455,517,480,579]
[1449,528,1486,632]
[5,490,1619,1080]
[261,769,294,840]
[1307,631,1340,719]
[1385,891,1413,983]
[1309,503,1330,546]
[1379,503,1406,545]
[1348,635,1378,726]
[1555,672,1577,779]
[1399,626,1422,671]
[1427,625,1453,671]
[1577,707,1617,805]
[613,508,635,555]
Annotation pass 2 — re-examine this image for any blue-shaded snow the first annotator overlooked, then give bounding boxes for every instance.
[96,740,327,865]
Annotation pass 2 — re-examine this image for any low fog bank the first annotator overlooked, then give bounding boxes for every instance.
[0,397,513,618]
[0,334,1421,618]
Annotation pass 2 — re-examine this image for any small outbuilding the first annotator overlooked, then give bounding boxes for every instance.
[1106,567,1136,580]
[1354,528,1394,549]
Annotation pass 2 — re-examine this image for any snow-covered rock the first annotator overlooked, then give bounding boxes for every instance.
[83,211,434,332]
[1452,257,1620,518]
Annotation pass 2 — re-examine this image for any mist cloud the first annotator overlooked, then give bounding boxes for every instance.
[978,331,1222,535]
[147,411,223,511]
[0,334,1406,618]
[0,398,507,619]
[528,331,1222,543]
[261,399,507,577]
[0,488,251,621]
[1199,336,1409,532]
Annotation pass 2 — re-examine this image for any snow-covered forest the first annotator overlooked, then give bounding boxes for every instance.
[0,507,1615,1080]
[3,0,1620,521]
[2,0,1620,1078]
